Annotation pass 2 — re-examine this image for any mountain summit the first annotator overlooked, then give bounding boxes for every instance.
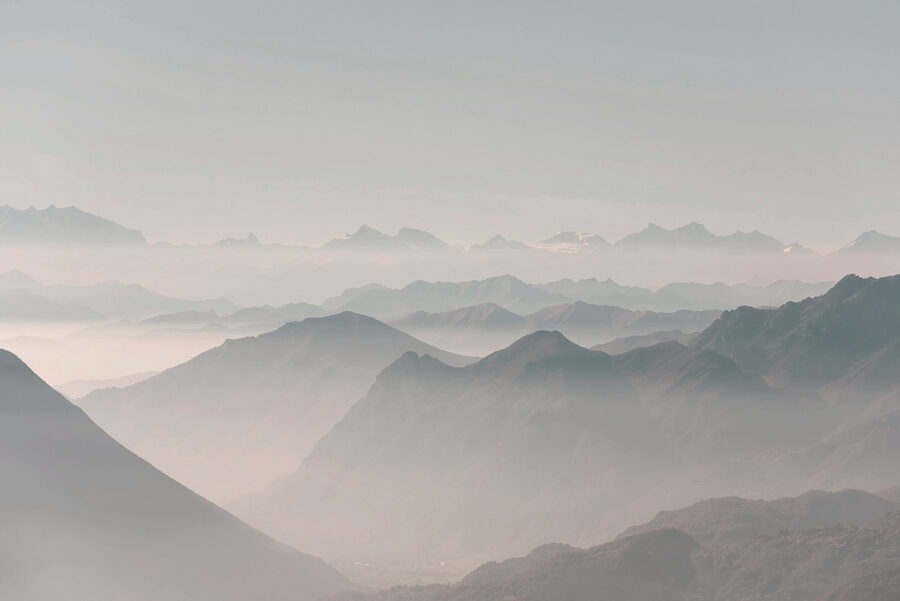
[323,225,447,248]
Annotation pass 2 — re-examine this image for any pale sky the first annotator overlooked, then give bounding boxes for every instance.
[2,1,899,250]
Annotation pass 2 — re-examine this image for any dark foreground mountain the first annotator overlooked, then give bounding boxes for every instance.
[618,489,898,544]
[235,332,821,563]
[333,511,900,601]
[696,274,900,394]
[0,205,146,245]
[823,567,900,601]
[0,349,353,601]
[81,312,473,503]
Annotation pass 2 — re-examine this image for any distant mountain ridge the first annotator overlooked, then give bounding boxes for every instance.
[324,225,447,249]
[326,275,833,319]
[614,221,787,252]
[389,300,719,353]
[0,270,240,321]
[837,230,900,253]
[0,205,145,245]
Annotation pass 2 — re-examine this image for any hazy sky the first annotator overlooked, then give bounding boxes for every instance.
[2,1,899,249]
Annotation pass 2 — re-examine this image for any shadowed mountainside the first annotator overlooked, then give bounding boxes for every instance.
[235,332,822,563]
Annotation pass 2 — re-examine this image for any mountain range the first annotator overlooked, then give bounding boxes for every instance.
[0,205,145,245]
[321,274,833,320]
[4,205,900,257]
[390,301,720,353]
[615,222,788,252]
[80,312,474,503]
[234,274,900,566]
[324,226,448,249]
[0,270,240,321]
[233,331,823,562]
[0,349,354,601]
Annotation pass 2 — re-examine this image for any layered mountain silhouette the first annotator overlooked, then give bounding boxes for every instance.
[235,332,819,562]
[324,274,833,319]
[390,301,719,353]
[0,205,145,245]
[323,226,447,249]
[0,290,104,321]
[336,509,900,601]
[615,222,786,252]
[326,275,569,319]
[0,349,354,601]
[0,271,240,321]
[80,312,473,503]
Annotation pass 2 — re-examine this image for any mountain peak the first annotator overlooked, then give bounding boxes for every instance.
[478,329,593,370]
[840,230,900,253]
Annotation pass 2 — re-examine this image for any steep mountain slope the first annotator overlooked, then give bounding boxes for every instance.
[236,334,812,563]
[0,205,145,245]
[0,349,353,601]
[610,341,827,459]
[80,312,473,503]
[618,489,898,544]
[695,274,900,393]
[235,331,672,561]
